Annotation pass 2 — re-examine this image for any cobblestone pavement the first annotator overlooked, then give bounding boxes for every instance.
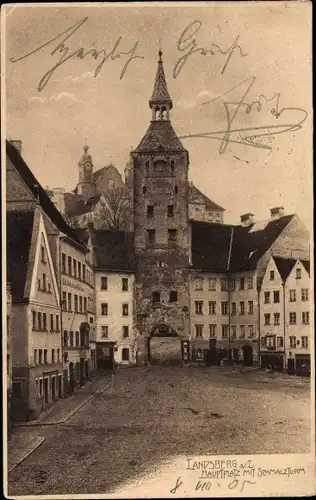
[7,367,311,496]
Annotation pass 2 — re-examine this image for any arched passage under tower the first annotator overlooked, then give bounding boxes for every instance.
[146,324,184,365]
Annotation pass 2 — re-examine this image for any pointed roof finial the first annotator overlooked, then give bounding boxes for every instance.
[149,48,173,110]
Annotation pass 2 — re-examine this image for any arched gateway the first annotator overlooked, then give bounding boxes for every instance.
[147,324,183,365]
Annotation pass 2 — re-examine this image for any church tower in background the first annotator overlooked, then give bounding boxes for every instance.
[77,145,96,200]
[131,50,191,359]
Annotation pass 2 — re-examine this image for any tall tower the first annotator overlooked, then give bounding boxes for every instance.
[132,50,190,358]
[77,145,96,200]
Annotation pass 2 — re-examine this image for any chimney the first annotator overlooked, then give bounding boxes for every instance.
[10,140,22,155]
[240,213,255,227]
[270,206,285,220]
[51,187,66,215]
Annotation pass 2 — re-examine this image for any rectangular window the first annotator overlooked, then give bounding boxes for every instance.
[208,301,216,315]
[289,312,297,325]
[68,256,72,275]
[83,264,86,282]
[168,229,177,244]
[248,301,254,315]
[123,326,129,338]
[264,292,270,304]
[56,315,59,332]
[122,278,128,292]
[101,276,108,290]
[296,268,301,279]
[42,273,46,290]
[289,289,296,302]
[84,297,87,313]
[239,325,245,338]
[209,324,216,337]
[57,349,60,362]
[273,291,280,303]
[69,331,74,346]
[32,311,36,330]
[122,303,129,316]
[39,349,43,364]
[43,349,48,364]
[289,336,296,348]
[79,296,83,313]
[264,313,270,325]
[195,301,203,315]
[248,325,254,338]
[221,302,228,315]
[34,349,37,365]
[51,349,55,363]
[63,330,68,347]
[266,335,276,347]
[62,253,66,273]
[194,278,203,290]
[147,205,154,218]
[222,325,229,339]
[239,301,245,315]
[169,291,178,303]
[208,278,216,291]
[274,313,280,325]
[146,229,155,244]
[229,279,236,291]
[152,291,160,303]
[167,205,174,217]
[195,324,203,338]
[248,277,254,289]
[43,313,47,331]
[37,311,42,330]
[78,262,81,280]
[73,259,77,278]
[239,277,245,290]
[101,303,108,315]
[231,325,237,339]
[302,312,309,324]
[231,302,237,316]
[221,279,228,291]
[101,325,108,338]
[50,314,54,331]
[270,270,275,281]
[41,245,45,263]
[68,292,72,311]
[301,288,309,301]
[276,336,283,348]
[74,294,78,313]
[301,336,308,348]
[62,291,67,311]
[38,278,41,290]
[75,331,79,346]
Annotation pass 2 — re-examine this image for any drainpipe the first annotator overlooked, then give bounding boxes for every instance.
[59,237,65,396]
[282,282,286,372]
[257,283,261,369]
[227,227,234,364]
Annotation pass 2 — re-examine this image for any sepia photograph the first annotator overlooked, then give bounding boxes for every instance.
[2,1,314,498]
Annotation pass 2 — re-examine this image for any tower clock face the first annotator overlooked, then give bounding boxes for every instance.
[85,162,92,170]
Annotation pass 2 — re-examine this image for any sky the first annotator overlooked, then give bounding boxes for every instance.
[3,1,313,228]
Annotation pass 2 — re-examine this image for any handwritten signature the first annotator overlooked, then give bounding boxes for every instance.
[9,17,144,92]
[173,20,248,78]
[179,76,308,155]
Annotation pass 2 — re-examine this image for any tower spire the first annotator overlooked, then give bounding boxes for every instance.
[149,49,173,121]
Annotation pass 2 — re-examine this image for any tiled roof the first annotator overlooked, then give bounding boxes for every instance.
[64,192,101,218]
[135,121,186,152]
[191,215,295,272]
[273,257,297,281]
[189,184,225,211]
[149,54,173,107]
[92,230,134,271]
[301,260,310,275]
[6,141,85,247]
[7,210,35,302]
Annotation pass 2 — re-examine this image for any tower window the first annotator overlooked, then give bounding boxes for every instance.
[167,205,174,217]
[175,185,178,194]
[145,160,149,173]
[169,291,178,303]
[143,186,147,194]
[147,205,154,218]
[152,291,160,303]
[171,160,175,173]
[146,229,155,244]
[168,229,177,244]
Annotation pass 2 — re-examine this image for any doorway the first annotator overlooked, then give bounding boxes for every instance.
[242,345,253,367]
[51,376,56,401]
[44,378,49,405]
